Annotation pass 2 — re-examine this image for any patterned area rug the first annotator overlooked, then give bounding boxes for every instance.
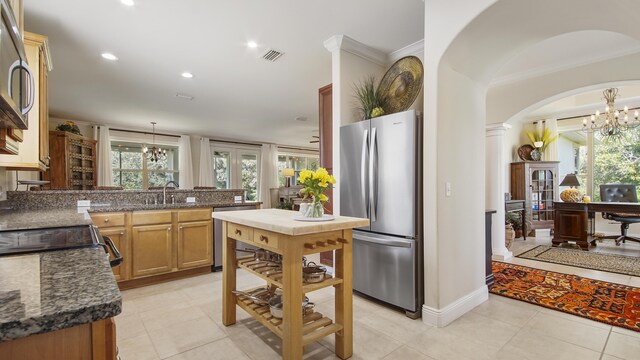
[491,262,640,332]
[516,245,640,277]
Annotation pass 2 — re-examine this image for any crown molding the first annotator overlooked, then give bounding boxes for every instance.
[388,39,424,63]
[491,46,640,87]
[323,35,388,66]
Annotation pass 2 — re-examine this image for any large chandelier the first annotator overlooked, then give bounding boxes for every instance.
[142,122,167,162]
[582,88,640,137]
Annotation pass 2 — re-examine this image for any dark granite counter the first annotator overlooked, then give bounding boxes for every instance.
[0,247,121,341]
[0,199,259,342]
[0,208,93,231]
[86,201,260,213]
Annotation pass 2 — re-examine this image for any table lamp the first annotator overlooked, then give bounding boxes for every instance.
[559,173,582,202]
[282,168,295,187]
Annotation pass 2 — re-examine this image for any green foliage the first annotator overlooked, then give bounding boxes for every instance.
[276,198,294,210]
[56,121,82,135]
[353,75,387,120]
[593,130,640,201]
[527,128,559,153]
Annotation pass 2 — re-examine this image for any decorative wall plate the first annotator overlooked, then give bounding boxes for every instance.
[378,56,424,113]
[517,144,534,161]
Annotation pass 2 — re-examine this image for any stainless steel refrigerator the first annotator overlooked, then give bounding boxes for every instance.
[340,109,423,318]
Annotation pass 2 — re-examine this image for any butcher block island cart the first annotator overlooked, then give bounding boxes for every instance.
[213,209,368,360]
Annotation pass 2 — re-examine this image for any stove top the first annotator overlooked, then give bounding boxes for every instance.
[0,225,101,256]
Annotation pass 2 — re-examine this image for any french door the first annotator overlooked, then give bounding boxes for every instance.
[212,145,260,201]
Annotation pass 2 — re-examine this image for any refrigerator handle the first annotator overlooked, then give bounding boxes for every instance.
[361,129,369,217]
[369,127,377,222]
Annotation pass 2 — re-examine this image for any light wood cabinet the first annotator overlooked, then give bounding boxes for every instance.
[0,32,51,170]
[99,228,127,281]
[0,317,116,360]
[178,220,213,269]
[90,208,213,287]
[132,224,174,278]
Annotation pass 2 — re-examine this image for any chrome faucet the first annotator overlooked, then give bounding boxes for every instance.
[163,181,179,204]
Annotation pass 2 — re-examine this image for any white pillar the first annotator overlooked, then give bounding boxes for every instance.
[486,123,513,261]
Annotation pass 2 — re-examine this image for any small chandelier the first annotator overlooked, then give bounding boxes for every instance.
[142,122,167,162]
[582,88,640,138]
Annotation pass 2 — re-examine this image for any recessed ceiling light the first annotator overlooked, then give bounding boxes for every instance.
[121,0,135,6]
[101,52,118,61]
[181,72,194,78]
[247,41,258,49]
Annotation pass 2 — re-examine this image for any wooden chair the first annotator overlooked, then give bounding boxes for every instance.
[599,184,640,246]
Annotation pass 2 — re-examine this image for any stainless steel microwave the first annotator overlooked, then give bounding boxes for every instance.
[0,0,34,129]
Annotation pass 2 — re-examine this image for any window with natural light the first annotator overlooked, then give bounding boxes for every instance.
[558,128,640,201]
[277,154,319,186]
[111,142,179,189]
[212,145,260,201]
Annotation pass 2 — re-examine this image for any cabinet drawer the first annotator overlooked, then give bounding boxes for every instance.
[91,212,126,227]
[227,223,252,243]
[132,211,173,225]
[253,229,280,250]
[178,208,212,222]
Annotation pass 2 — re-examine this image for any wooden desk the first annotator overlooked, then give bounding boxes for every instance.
[505,200,526,240]
[214,209,368,360]
[553,201,640,250]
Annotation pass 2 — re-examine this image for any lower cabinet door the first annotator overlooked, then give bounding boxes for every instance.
[177,220,213,269]
[99,228,127,281]
[132,224,173,278]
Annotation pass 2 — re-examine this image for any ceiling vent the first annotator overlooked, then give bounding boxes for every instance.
[175,93,194,101]
[261,48,284,62]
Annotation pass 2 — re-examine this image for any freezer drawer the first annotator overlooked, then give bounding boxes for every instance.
[353,231,417,312]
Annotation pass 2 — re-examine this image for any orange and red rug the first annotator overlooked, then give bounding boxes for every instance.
[490,262,640,332]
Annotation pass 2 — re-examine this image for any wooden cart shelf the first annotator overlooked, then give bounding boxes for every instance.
[237,256,344,293]
[236,293,343,346]
[216,209,369,360]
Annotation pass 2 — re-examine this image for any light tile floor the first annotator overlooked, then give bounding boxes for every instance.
[116,236,640,360]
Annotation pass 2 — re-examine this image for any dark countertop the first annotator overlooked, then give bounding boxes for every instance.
[0,202,261,230]
[86,201,260,213]
[0,247,121,341]
[0,200,259,342]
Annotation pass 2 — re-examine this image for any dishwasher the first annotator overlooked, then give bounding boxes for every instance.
[212,205,258,271]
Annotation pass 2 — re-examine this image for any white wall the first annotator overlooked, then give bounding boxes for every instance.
[557,136,578,179]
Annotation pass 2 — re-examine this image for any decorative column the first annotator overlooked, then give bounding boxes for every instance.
[486,123,513,261]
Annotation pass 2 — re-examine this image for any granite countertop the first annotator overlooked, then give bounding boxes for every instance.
[0,202,260,230]
[0,208,93,231]
[0,200,259,342]
[212,208,369,236]
[0,247,121,341]
[86,201,260,213]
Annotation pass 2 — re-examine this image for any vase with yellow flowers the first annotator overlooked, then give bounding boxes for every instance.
[298,168,336,219]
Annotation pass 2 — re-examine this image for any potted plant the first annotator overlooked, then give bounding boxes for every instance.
[506,211,527,239]
[526,128,558,159]
[55,121,82,135]
[353,75,387,120]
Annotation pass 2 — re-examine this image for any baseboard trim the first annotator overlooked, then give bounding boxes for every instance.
[422,285,489,327]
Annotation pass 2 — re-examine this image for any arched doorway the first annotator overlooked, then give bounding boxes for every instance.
[422,0,640,326]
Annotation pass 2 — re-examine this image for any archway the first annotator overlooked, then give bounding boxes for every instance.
[422,0,640,326]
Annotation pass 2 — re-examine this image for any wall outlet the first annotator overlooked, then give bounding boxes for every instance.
[445,182,452,197]
[77,200,91,207]
[234,196,243,203]
[186,197,196,203]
